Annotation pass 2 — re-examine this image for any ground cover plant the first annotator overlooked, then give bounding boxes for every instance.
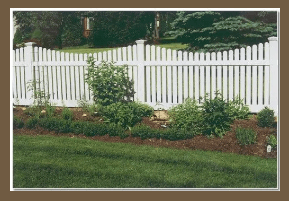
[13,135,277,188]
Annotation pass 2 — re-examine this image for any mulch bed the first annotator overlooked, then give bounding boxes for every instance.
[13,106,277,159]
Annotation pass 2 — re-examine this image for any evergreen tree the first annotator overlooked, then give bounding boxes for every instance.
[167,11,277,52]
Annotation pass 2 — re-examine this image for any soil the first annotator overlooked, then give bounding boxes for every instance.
[13,106,277,159]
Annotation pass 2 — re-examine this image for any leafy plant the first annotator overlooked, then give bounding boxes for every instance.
[267,135,277,149]
[168,98,203,135]
[236,127,257,145]
[201,93,233,137]
[257,107,275,128]
[227,97,250,120]
[61,107,74,121]
[85,59,135,106]
[13,116,24,129]
[99,102,154,129]
[25,116,39,129]
[131,125,156,140]
[78,99,99,117]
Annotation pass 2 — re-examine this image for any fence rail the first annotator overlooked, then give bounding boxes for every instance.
[12,37,278,114]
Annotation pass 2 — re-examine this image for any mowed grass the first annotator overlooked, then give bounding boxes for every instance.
[13,135,277,188]
[57,42,188,54]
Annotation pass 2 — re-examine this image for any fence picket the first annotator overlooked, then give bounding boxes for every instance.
[264,42,270,106]
[246,46,252,105]
[178,51,183,103]
[240,48,246,102]
[167,49,172,104]
[70,53,75,101]
[234,49,240,100]
[229,50,234,100]
[223,51,228,101]
[211,52,216,99]
[217,52,222,98]
[145,45,151,103]
[162,48,167,103]
[205,52,211,99]
[258,43,264,105]
[189,52,194,99]
[252,45,258,106]
[199,52,205,102]
[183,51,188,100]
[194,52,200,102]
[172,50,177,104]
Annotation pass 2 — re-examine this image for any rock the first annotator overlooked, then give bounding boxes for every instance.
[41,110,46,114]
[82,114,87,117]
[22,107,26,111]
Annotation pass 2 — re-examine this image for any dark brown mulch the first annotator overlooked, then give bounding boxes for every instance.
[13,106,277,159]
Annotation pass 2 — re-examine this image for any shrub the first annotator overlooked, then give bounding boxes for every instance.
[267,135,277,149]
[227,97,250,120]
[85,60,135,106]
[70,121,87,134]
[45,104,56,118]
[257,107,275,128]
[168,98,203,135]
[38,117,71,133]
[24,106,42,118]
[131,125,156,140]
[61,107,74,121]
[100,102,154,129]
[201,93,233,137]
[78,99,100,117]
[236,127,257,145]
[106,123,127,138]
[26,117,39,129]
[13,116,24,129]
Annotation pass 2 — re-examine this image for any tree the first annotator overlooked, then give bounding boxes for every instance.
[167,11,277,52]
[88,11,155,47]
[13,11,85,49]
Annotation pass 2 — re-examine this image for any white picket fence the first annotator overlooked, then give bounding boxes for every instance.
[12,37,278,114]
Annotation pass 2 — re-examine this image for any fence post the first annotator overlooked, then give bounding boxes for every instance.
[24,42,36,105]
[136,40,146,102]
[268,37,278,116]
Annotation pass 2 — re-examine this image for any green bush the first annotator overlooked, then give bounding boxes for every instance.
[257,107,275,128]
[227,97,250,120]
[38,117,72,133]
[168,98,204,135]
[106,123,127,138]
[85,60,135,106]
[131,125,195,141]
[24,106,42,118]
[61,107,74,121]
[131,125,156,140]
[100,102,154,129]
[70,121,87,134]
[13,116,24,129]
[236,127,257,145]
[45,104,56,118]
[26,117,39,129]
[201,93,234,137]
[267,135,277,149]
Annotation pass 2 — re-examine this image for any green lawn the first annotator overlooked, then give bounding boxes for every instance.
[13,135,277,188]
[56,42,188,54]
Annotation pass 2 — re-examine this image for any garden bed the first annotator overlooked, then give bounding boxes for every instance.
[13,106,277,159]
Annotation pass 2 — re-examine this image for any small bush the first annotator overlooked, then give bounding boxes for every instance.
[227,97,250,120]
[131,125,156,140]
[38,117,71,133]
[106,123,127,138]
[13,116,24,129]
[71,121,87,134]
[26,117,39,129]
[201,93,233,137]
[45,104,56,118]
[85,60,135,106]
[236,127,257,145]
[61,107,74,121]
[257,107,275,128]
[168,98,203,135]
[24,106,42,118]
[267,135,277,149]
[100,102,154,129]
